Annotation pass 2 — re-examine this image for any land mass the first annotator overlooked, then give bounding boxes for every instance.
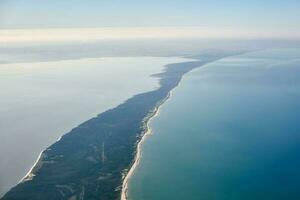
[2,53,240,200]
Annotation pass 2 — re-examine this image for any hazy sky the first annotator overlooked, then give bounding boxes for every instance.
[0,0,299,39]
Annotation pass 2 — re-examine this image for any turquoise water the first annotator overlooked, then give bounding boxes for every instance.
[128,49,300,200]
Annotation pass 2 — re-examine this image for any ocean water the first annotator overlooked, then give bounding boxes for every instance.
[0,56,192,195]
[128,49,300,200]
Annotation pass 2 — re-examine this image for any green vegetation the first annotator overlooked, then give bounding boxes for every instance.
[2,53,236,200]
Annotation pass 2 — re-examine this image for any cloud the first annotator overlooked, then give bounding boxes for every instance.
[1,27,299,44]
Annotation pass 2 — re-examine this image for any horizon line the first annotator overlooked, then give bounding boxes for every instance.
[1,27,300,43]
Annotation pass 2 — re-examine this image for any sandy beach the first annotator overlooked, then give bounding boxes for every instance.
[121,83,179,200]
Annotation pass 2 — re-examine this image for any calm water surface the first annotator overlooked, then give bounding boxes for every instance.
[128,49,300,200]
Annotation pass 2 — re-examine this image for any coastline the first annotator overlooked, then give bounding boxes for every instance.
[119,53,246,200]
[120,48,300,200]
[19,152,43,183]
[2,56,235,200]
[18,89,167,191]
[1,56,190,197]
[19,135,63,183]
[121,81,179,200]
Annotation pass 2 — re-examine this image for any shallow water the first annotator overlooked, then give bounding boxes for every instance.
[128,49,300,200]
[0,56,191,195]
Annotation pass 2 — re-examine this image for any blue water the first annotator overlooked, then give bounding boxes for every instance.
[128,49,300,200]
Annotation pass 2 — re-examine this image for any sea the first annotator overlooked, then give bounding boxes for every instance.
[127,48,300,200]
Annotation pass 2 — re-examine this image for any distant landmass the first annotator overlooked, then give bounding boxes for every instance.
[2,52,240,200]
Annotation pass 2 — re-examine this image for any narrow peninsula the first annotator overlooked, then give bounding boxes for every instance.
[2,53,237,200]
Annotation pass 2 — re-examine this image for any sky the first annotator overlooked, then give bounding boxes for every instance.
[0,0,300,39]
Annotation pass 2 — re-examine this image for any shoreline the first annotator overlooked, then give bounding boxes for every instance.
[1,56,190,197]
[19,151,43,183]
[3,57,235,199]
[119,53,247,200]
[121,83,178,200]
[19,135,63,183]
